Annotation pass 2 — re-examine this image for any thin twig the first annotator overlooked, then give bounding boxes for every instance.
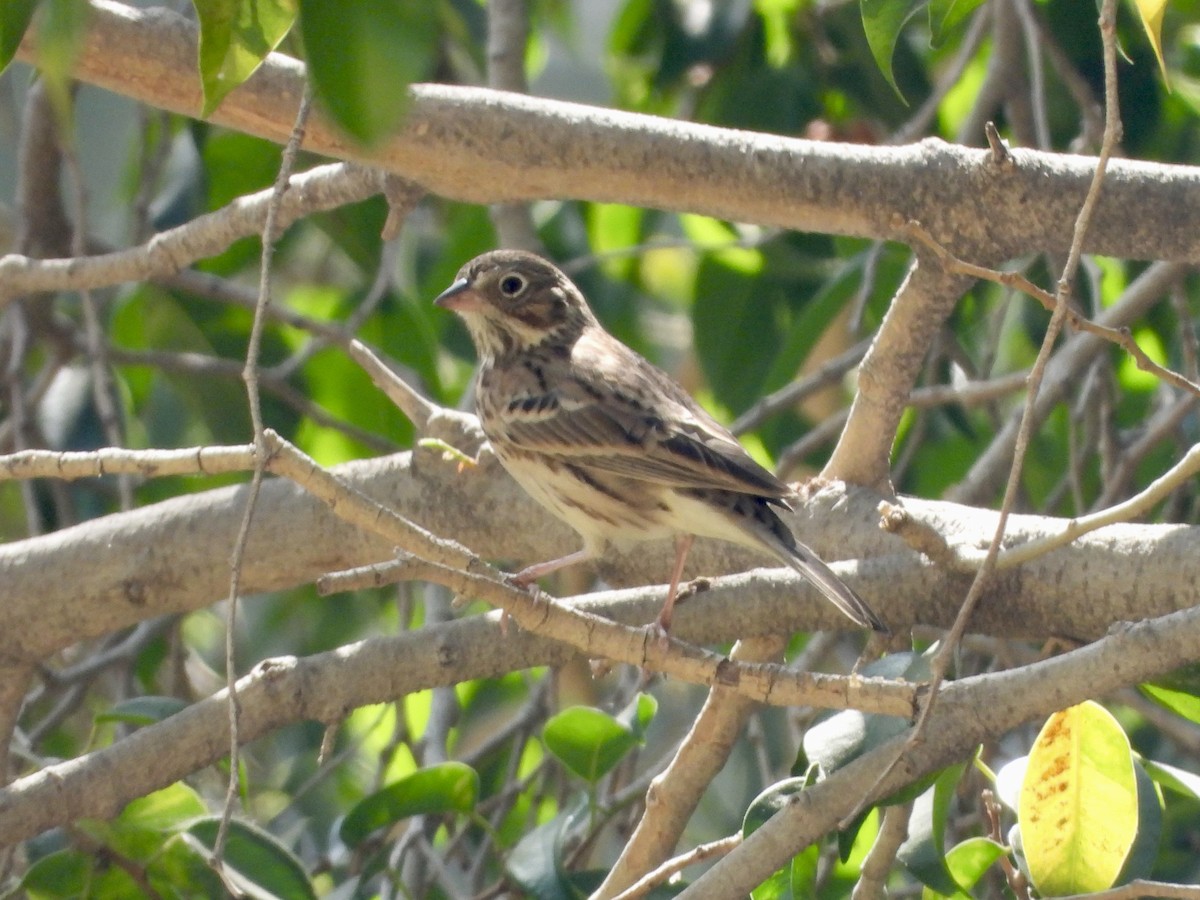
[843,0,1126,829]
[61,138,135,511]
[901,222,1200,399]
[1091,393,1199,510]
[347,339,437,429]
[213,86,313,863]
[316,556,416,595]
[731,340,868,436]
[933,0,1125,718]
[0,443,256,481]
[778,370,1030,475]
[991,441,1200,569]
[0,163,383,305]
[608,835,740,900]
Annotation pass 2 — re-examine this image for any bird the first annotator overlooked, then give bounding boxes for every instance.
[434,249,888,636]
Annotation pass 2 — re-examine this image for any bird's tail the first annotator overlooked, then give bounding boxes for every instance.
[777,535,889,634]
[736,497,889,634]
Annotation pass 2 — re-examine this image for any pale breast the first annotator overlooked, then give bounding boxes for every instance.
[491,445,678,551]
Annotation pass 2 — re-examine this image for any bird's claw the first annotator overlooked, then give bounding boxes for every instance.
[416,437,482,472]
[647,616,672,654]
[504,572,539,593]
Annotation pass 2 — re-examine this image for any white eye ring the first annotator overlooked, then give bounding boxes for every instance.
[499,272,527,297]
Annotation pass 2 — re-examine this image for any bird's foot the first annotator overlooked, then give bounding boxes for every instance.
[505,571,537,591]
[648,576,707,649]
[416,436,484,473]
[500,571,549,637]
[643,623,671,656]
[647,611,673,654]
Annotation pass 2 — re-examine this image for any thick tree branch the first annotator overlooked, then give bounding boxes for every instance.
[1,428,1199,664]
[825,261,974,490]
[11,1,1200,267]
[3,574,1197,857]
[0,605,903,849]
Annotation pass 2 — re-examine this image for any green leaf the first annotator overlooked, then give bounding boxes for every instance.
[1142,756,1200,801]
[77,783,208,864]
[0,0,37,72]
[185,817,317,900]
[587,203,646,281]
[837,806,878,867]
[744,775,810,837]
[1018,701,1138,896]
[506,800,588,900]
[744,770,825,897]
[928,0,987,47]
[1116,761,1163,885]
[1141,680,1200,725]
[788,843,820,898]
[20,849,91,899]
[298,0,437,145]
[86,865,143,899]
[194,0,298,117]
[766,272,857,385]
[686,222,776,413]
[34,0,89,126]
[801,652,926,777]
[147,837,226,896]
[755,0,800,67]
[543,705,643,783]
[897,762,968,896]
[616,691,657,739]
[860,0,922,99]
[96,695,188,727]
[339,761,480,847]
[942,837,1007,893]
[118,783,207,832]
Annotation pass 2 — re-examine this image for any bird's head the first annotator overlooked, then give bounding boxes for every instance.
[435,250,596,361]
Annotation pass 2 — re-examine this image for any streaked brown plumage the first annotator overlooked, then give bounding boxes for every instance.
[435,250,887,635]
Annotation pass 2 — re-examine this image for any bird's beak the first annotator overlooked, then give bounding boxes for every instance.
[434,278,481,312]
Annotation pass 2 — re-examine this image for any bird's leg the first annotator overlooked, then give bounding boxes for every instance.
[501,549,592,637]
[654,534,695,638]
[509,548,591,588]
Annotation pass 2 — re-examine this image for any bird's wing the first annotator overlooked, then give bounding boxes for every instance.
[497,334,789,499]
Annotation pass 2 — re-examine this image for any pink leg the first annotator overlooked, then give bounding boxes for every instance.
[510,548,592,587]
[500,549,592,637]
[655,534,694,635]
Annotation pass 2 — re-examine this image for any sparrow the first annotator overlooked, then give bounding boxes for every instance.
[434,249,887,636]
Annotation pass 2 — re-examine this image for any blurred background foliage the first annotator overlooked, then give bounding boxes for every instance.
[3,0,1200,896]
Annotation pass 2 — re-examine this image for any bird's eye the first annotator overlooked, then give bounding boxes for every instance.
[499,273,527,297]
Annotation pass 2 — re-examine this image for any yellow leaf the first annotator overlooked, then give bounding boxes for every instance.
[1019,701,1138,896]
[1134,0,1171,87]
